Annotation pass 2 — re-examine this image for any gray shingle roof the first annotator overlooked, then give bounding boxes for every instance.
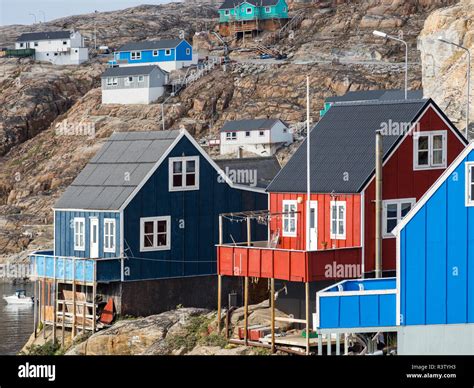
[325,89,424,103]
[221,118,286,132]
[117,39,185,52]
[215,156,281,189]
[101,65,164,78]
[219,0,280,9]
[54,130,180,210]
[267,99,440,194]
[17,31,72,42]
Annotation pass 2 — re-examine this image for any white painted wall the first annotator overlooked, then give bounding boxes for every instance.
[398,324,474,355]
[102,86,164,105]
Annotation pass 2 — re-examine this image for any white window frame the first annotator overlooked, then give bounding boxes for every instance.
[140,216,171,252]
[152,50,158,57]
[259,130,265,137]
[73,217,86,251]
[246,7,252,14]
[413,130,447,170]
[382,198,416,238]
[165,49,172,56]
[226,132,237,141]
[138,75,145,83]
[186,48,191,56]
[282,200,298,237]
[131,51,141,60]
[245,131,251,137]
[168,156,200,192]
[465,162,474,207]
[265,6,271,13]
[106,77,118,86]
[330,201,346,240]
[224,9,230,16]
[103,218,116,253]
[125,76,133,85]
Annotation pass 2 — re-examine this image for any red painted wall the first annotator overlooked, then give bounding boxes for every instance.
[269,192,361,251]
[363,106,466,273]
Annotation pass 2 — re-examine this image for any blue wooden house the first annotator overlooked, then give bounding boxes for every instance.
[30,129,276,332]
[109,39,195,72]
[315,142,474,355]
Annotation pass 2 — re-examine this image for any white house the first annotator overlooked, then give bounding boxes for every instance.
[220,118,293,156]
[15,31,88,65]
[101,65,168,105]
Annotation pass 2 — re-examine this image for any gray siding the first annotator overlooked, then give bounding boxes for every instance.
[102,68,166,90]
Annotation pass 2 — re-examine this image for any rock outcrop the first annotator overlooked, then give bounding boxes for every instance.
[418,0,473,136]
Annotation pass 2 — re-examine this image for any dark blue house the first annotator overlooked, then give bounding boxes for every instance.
[31,129,275,325]
[109,39,195,72]
[315,142,474,355]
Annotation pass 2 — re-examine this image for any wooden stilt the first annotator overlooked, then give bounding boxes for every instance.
[344,333,349,355]
[61,294,65,349]
[244,276,249,346]
[33,279,37,338]
[72,259,76,339]
[53,280,57,344]
[336,333,341,355]
[217,275,222,333]
[42,279,46,340]
[327,334,331,355]
[92,262,97,333]
[318,333,323,355]
[270,278,275,353]
[305,282,310,356]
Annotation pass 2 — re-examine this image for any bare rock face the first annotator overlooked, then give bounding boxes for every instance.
[418,0,474,136]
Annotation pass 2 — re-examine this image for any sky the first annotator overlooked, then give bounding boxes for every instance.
[0,0,175,26]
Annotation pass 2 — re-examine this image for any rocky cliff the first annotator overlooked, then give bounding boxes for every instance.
[418,0,473,137]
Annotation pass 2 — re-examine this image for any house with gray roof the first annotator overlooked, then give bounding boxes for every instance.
[101,65,169,105]
[15,30,88,65]
[109,38,196,72]
[219,118,292,156]
[30,128,271,318]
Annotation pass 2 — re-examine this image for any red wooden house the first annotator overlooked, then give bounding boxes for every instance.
[217,98,467,286]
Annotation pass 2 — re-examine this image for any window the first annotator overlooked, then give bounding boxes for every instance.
[414,131,447,170]
[245,131,251,137]
[282,200,297,237]
[246,7,252,14]
[265,6,271,13]
[106,77,118,86]
[138,75,144,83]
[34,42,38,47]
[224,10,230,16]
[283,7,287,12]
[466,162,474,206]
[382,198,416,237]
[74,217,85,251]
[19,43,24,48]
[63,41,67,45]
[153,50,158,56]
[140,216,170,251]
[165,49,171,56]
[186,48,191,56]
[131,51,141,60]
[126,76,133,84]
[104,219,116,253]
[259,130,265,137]
[330,201,346,240]
[169,156,199,191]
[226,132,237,140]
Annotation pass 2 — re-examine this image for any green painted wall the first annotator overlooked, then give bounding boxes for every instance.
[219,0,289,23]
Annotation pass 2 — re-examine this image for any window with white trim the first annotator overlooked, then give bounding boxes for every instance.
[224,10,230,16]
[140,216,170,251]
[282,200,297,237]
[246,7,252,14]
[131,51,141,60]
[245,131,251,137]
[165,49,171,56]
[106,77,118,86]
[153,50,158,56]
[414,131,447,170]
[186,48,191,55]
[265,6,271,13]
[104,219,116,253]
[74,217,85,251]
[330,201,346,240]
[138,75,144,83]
[466,162,474,206]
[382,198,416,238]
[226,132,237,141]
[259,130,265,137]
[169,156,199,191]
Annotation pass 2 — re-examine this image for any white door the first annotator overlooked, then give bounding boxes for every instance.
[309,201,318,251]
[90,218,99,259]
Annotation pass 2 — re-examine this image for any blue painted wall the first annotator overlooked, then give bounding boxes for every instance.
[117,40,192,64]
[54,211,121,259]
[400,150,474,326]
[122,135,267,281]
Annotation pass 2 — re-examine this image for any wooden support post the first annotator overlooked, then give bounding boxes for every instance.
[52,258,57,343]
[61,298,65,348]
[244,276,249,346]
[42,279,46,340]
[72,259,76,339]
[270,278,275,353]
[336,333,341,356]
[33,279,37,338]
[92,262,97,333]
[327,334,331,356]
[217,215,223,333]
[305,282,310,356]
[318,333,323,356]
[344,333,349,355]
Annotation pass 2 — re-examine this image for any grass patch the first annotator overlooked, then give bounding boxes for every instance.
[20,341,65,356]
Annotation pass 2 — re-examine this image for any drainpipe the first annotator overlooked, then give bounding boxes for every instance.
[375,129,383,278]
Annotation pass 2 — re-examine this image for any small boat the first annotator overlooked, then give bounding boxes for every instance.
[3,290,34,305]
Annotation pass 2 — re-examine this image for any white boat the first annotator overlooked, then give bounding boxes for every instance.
[3,290,34,305]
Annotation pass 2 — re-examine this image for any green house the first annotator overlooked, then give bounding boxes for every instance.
[218,0,289,23]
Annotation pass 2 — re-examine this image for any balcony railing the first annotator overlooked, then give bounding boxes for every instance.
[217,242,362,282]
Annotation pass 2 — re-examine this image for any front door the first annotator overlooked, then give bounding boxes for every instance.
[309,201,318,250]
[90,218,99,258]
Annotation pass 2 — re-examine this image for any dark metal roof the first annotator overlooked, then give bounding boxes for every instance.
[215,156,281,189]
[117,39,185,52]
[267,99,436,194]
[219,0,280,9]
[325,89,424,103]
[101,65,164,78]
[54,130,180,210]
[17,31,72,42]
[221,118,286,132]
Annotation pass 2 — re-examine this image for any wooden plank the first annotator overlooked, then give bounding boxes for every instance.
[217,275,222,333]
[271,278,275,353]
[305,282,310,355]
[275,316,306,324]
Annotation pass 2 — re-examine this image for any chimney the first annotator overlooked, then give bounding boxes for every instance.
[375,129,383,278]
